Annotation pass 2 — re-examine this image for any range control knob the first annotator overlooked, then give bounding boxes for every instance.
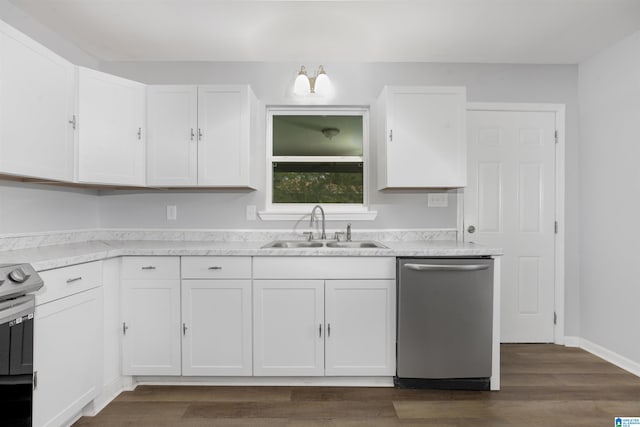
[9,268,30,284]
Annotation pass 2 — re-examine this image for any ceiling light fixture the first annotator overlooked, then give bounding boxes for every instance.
[293,65,330,96]
[321,127,340,140]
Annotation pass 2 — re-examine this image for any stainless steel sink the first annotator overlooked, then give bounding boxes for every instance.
[261,240,388,249]
[262,241,324,248]
[325,241,388,248]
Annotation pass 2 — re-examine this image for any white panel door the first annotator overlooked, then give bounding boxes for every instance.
[197,85,251,186]
[33,288,102,427]
[253,280,324,376]
[465,109,556,342]
[77,67,146,186]
[122,279,181,375]
[325,280,396,376]
[0,22,75,181]
[147,85,198,186]
[182,280,252,376]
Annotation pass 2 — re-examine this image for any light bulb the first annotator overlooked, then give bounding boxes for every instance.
[293,66,311,96]
[314,65,330,96]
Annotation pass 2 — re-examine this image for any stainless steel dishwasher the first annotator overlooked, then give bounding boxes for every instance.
[395,257,493,390]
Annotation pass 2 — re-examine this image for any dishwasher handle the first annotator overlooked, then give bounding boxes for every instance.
[404,263,489,272]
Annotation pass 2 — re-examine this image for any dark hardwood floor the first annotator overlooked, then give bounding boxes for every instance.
[74,344,640,426]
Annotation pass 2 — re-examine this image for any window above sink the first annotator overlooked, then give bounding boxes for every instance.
[260,107,377,221]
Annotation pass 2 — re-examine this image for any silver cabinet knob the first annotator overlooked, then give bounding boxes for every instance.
[467,225,476,234]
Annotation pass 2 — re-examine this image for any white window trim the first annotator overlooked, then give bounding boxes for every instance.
[259,106,377,221]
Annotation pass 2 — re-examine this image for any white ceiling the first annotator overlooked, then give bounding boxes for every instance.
[10,0,640,63]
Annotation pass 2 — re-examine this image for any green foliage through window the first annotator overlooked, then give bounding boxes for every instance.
[273,162,363,204]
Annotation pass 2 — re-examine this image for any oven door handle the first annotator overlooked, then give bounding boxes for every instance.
[0,295,35,325]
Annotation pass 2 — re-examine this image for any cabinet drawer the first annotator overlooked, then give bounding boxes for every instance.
[36,261,102,305]
[121,256,180,279]
[181,256,251,279]
[253,257,396,280]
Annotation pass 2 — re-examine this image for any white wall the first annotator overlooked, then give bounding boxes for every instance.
[578,30,640,365]
[0,180,99,234]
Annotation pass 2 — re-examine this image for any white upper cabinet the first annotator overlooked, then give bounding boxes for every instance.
[0,21,75,181]
[377,86,467,188]
[77,67,146,186]
[197,85,256,187]
[146,84,256,187]
[146,86,198,186]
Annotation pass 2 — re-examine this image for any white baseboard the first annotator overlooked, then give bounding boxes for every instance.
[564,336,640,377]
[563,335,581,347]
[83,377,127,417]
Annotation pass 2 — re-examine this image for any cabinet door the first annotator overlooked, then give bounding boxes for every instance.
[253,280,324,376]
[0,22,75,181]
[325,280,396,376]
[379,86,466,188]
[197,85,254,187]
[147,86,198,186]
[121,279,181,375]
[182,280,252,376]
[77,67,146,186]
[33,287,102,427]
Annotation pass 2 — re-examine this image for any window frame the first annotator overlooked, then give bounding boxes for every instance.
[260,106,376,220]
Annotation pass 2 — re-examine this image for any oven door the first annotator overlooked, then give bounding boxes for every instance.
[0,295,36,427]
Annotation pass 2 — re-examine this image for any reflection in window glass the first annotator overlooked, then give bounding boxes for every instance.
[272,162,363,204]
[273,115,363,157]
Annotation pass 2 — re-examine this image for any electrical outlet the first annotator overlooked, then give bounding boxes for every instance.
[427,193,448,208]
[246,205,257,221]
[166,205,177,220]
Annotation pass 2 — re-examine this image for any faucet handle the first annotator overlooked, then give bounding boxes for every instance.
[334,231,345,242]
[303,231,314,241]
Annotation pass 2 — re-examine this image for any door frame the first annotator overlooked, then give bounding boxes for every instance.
[460,102,566,345]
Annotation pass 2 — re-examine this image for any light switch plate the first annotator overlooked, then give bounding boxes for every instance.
[246,205,257,221]
[166,205,177,220]
[427,193,448,208]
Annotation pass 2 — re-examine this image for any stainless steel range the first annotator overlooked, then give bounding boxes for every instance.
[0,263,44,427]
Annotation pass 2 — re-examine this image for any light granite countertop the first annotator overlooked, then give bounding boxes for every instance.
[0,239,502,272]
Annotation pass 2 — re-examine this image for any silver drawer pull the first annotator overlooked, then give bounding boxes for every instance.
[66,276,82,283]
[208,266,222,270]
[141,266,156,270]
[404,263,489,272]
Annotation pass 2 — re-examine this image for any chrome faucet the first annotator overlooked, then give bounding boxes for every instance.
[310,205,326,240]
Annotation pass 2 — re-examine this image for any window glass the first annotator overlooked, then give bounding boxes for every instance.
[272,162,363,204]
[273,115,363,157]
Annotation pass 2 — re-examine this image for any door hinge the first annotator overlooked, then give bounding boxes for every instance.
[33,371,38,390]
[554,130,559,144]
[554,221,558,234]
[553,312,557,325]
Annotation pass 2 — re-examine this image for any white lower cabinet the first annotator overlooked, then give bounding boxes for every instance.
[325,280,395,376]
[252,257,396,377]
[120,256,396,380]
[33,262,103,427]
[181,280,252,375]
[253,280,325,376]
[121,257,181,376]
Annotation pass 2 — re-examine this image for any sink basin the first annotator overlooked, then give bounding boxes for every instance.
[261,240,388,249]
[262,241,324,248]
[325,241,388,248]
